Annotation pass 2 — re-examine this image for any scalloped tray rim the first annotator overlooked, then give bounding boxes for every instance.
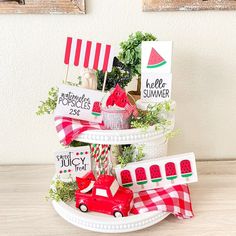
[76,123,175,145]
[52,199,170,233]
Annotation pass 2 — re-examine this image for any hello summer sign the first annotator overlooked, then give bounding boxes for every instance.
[141,41,172,103]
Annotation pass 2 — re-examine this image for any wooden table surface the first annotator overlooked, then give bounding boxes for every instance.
[1,161,236,236]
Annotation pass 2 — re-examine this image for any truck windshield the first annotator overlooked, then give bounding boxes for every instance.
[110,180,119,196]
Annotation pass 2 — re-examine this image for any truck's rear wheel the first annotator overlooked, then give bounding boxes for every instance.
[79,204,88,212]
[113,211,123,217]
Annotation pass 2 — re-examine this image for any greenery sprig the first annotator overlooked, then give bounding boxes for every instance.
[131,101,174,131]
[47,178,77,202]
[36,76,82,116]
[36,87,58,115]
[116,145,145,167]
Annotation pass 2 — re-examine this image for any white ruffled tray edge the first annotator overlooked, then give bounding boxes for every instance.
[76,123,175,145]
[52,199,170,233]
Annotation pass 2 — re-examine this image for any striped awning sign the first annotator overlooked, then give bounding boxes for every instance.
[64,37,114,72]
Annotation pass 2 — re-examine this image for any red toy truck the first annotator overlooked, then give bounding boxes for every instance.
[75,175,133,217]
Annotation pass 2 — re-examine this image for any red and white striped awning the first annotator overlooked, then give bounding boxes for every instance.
[64,37,114,72]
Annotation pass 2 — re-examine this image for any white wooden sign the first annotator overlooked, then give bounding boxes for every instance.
[115,153,198,192]
[141,41,172,74]
[141,73,172,102]
[55,85,106,123]
[141,41,172,103]
[55,146,91,182]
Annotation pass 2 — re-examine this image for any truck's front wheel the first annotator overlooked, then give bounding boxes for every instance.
[79,204,88,212]
[113,211,123,217]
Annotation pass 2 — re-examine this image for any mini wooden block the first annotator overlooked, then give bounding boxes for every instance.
[141,73,172,103]
[55,85,106,123]
[115,152,198,192]
[55,146,91,182]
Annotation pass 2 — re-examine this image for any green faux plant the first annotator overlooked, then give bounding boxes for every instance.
[36,87,58,115]
[116,145,145,167]
[131,101,173,131]
[36,76,82,116]
[118,31,157,95]
[97,57,132,91]
[48,178,77,202]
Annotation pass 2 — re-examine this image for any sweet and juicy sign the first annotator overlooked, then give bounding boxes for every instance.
[55,146,91,181]
[141,41,172,103]
[55,84,105,123]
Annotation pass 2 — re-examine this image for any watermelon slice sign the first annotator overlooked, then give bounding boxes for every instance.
[147,47,166,69]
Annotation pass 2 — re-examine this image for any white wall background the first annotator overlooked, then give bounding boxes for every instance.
[0,0,235,164]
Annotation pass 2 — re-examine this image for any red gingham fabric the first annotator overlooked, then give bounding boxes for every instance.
[131,184,194,219]
[54,116,104,146]
[124,104,138,118]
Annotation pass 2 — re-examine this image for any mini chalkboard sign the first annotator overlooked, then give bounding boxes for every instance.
[54,84,106,123]
[141,41,172,103]
[55,146,91,182]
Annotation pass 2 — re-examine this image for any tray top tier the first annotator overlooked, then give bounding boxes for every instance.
[76,123,174,145]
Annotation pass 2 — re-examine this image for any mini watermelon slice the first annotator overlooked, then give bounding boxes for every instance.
[120,170,133,187]
[76,171,96,193]
[135,167,148,188]
[147,47,166,69]
[180,160,192,179]
[92,101,102,117]
[150,165,162,185]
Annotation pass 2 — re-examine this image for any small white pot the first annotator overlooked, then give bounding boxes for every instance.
[134,135,168,160]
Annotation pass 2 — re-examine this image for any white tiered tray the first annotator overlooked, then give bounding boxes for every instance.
[76,124,174,145]
[52,200,170,233]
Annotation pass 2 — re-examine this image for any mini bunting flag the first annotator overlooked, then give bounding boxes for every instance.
[64,37,114,72]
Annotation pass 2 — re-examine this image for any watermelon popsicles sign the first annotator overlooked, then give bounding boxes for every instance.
[141,41,172,103]
[115,152,198,192]
[54,84,106,123]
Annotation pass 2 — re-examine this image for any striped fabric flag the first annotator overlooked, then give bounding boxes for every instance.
[64,37,114,72]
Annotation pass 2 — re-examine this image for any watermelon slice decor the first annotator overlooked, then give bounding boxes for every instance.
[150,164,162,186]
[135,167,148,189]
[92,101,102,117]
[180,160,192,181]
[165,162,177,184]
[76,171,96,193]
[120,170,133,187]
[147,47,166,69]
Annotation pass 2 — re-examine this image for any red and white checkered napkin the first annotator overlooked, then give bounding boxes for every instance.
[54,116,104,146]
[131,185,194,219]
